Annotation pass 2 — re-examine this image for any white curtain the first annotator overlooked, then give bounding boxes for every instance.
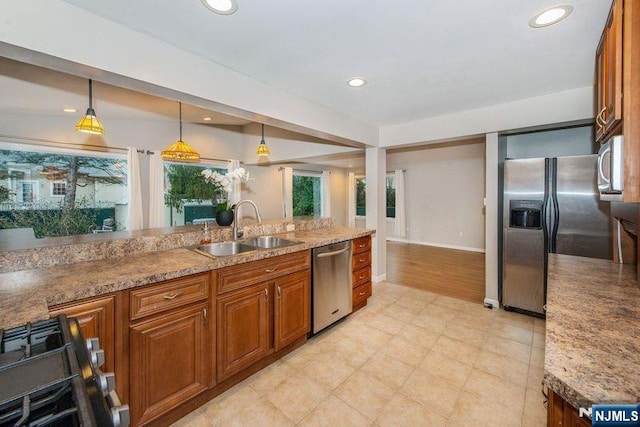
[148,152,165,228]
[394,169,406,237]
[281,167,293,218]
[321,170,331,218]
[127,147,144,230]
[347,172,356,227]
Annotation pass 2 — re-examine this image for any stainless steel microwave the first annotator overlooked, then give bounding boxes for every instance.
[597,135,624,201]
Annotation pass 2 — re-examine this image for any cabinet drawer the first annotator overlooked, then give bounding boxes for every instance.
[215,250,311,295]
[130,273,209,321]
[352,265,371,288]
[352,250,371,271]
[352,236,371,254]
[352,282,372,307]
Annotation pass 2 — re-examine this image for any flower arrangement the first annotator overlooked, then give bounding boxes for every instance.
[201,167,250,211]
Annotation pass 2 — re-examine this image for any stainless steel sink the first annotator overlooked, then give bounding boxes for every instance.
[241,236,300,249]
[194,241,257,258]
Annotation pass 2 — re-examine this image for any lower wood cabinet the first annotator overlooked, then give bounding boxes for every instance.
[548,389,591,427]
[274,270,310,351]
[129,303,210,426]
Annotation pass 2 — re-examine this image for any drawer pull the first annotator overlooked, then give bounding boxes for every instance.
[203,308,208,324]
[163,291,184,300]
[358,243,366,248]
[359,275,366,280]
[277,286,282,298]
[359,291,366,296]
[265,288,269,301]
[265,268,277,273]
[359,258,365,262]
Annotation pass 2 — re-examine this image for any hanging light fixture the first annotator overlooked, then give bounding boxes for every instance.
[161,102,201,161]
[75,79,106,135]
[256,123,270,156]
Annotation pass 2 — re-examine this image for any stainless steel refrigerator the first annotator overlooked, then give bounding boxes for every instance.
[502,155,611,316]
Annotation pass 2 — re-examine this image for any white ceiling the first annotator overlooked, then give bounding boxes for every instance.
[61,0,611,127]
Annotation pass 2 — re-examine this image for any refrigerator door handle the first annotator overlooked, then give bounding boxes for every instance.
[542,159,550,251]
[550,158,559,253]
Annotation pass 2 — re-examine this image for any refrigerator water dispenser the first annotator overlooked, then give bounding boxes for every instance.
[509,200,542,229]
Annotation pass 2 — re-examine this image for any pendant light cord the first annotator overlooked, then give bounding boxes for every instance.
[261,123,265,143]
[88,79,93,109]
[179,102,183,140]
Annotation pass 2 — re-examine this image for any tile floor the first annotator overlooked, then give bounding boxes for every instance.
[172,281,547,427]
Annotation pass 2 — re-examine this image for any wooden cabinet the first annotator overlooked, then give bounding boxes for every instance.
[548,389,591,427]
[50,294,116,373]
[274,270,310,351]
[128,272,212,426]
[216,282,272,381]
[351,236,372,312]
[595,0,623,142]
[215,250,311,382]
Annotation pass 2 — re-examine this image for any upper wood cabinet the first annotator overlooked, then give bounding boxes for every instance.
[595,0,623,142]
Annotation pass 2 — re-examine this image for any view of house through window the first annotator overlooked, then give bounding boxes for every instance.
[164,162,227,226]
[354,175,396,218]
[0,147,128,238]
[292,173,322,216]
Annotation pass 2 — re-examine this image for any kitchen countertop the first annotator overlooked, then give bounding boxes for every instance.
[0,226,373,330]
[544,254,640,409]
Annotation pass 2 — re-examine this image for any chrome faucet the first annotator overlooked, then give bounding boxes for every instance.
[232,200,263,240]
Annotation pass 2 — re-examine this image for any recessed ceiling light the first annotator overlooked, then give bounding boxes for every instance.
[201,0,237,15]
[203,117,212,121]
[529,5,573,28]
[347,77,367,88]
[63,108,77,113]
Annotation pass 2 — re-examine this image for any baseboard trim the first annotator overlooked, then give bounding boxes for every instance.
[372,273,387,283]
[483,298,500,309]
[386,237,486,253]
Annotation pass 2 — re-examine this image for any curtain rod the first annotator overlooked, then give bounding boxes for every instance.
[0,134,240,163]
[278,167,330,174]
[387,170,406,173]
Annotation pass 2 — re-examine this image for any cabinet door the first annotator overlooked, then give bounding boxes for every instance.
[603,0,623,132]
[50,295,115,373]
[274,271,310,351]
[595,33,607,142]
[217,283,272,381]
[130,304,210,426]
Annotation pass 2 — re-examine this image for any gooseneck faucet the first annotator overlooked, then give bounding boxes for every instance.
[232,200,263,240]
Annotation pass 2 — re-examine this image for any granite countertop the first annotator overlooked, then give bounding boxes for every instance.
[544,254,640,409]
[0,226,373,330]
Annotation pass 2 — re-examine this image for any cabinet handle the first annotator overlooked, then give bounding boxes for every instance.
[596,107,607,127]
[277,286,282,298]
[163,291,183,300]
[358,243,366,248]
[359,257,365,262]
[265,288,269,301]
[359,275,366,280]
[265,268,276,273]
[359,291,366,296]
[203,308,208,324]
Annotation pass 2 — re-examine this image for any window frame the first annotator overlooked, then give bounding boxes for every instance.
[50,181,67,197]
[353,173,396,219]
[292,170,323,217]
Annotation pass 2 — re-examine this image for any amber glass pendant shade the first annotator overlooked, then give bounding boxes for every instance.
[75,80,105,135]
[256,124,270,156]
[161,102,200,161]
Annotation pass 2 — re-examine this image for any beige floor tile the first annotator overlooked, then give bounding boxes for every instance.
[396,323,440,349]
[448,391,522,427]
[359,352,415,389]
[341,323,395,350]
[298,395,372,427]
[381,335,429,366]
[395,294,432,311]
[301,352,356,390]
[400,370,461,418]
[527,363,545,392]
[417,350,474,388]
[411,312,449,333]
[170,408,210,427]
[362,313,406,335]
[495,310,536,330]
[454,311,493,333]
[522,387,548,427]
[431,334,480,364]
[534,318,546,333]
[382,303,419,323]
[474,348,530,385]
[247,360,297,392]
[432,295,480,312]
[322,332,378,368]
[464,368,526,414]
[494,322,534,345]
[217,397,293,427]
[532,331,545,349]
[265,372,330,423]
[375,393,447,427]
[281,338,324,367]
[483,335,532,364]
[530,345,545,368]
[202,384,262,424]
[333,371,395,421]
[418,303,460,321]
[442,322,488,347]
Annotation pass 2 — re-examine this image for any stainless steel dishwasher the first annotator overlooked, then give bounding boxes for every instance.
[312,241,352,334]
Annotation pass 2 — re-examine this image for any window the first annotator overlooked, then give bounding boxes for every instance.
[163,162,227,226]
[51,181,66,196]
[292,172,322,216]
[0,147,127,238]
[354,175,395,218]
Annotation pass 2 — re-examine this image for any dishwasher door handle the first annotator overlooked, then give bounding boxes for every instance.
[316,247,350,258]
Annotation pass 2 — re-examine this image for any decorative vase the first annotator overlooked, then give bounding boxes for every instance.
[215,209,234,226]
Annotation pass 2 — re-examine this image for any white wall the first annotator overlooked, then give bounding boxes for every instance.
[386,138,486,251]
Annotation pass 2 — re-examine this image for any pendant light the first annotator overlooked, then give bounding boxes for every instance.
[161,102,201,161]
[256,124,270,156]
[75,79,106,135]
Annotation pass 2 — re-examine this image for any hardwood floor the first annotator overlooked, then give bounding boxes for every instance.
[386,241,485,303]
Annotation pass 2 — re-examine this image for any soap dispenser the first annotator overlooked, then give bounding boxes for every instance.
[200,221,211,244]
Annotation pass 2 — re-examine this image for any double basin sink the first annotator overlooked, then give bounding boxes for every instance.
[193,236,301,258]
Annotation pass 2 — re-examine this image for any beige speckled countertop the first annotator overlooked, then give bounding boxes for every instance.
[0,226,373,330]
[544,254,640,409]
